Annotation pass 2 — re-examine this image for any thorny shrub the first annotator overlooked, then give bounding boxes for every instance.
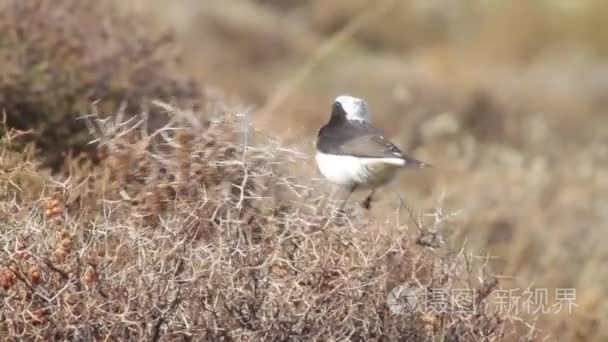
[0,0,200,169]
[0,102,535,341]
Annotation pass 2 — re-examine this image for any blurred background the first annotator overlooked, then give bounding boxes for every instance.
[2,0,607,339]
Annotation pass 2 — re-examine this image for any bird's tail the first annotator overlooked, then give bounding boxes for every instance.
[403,155,432,169]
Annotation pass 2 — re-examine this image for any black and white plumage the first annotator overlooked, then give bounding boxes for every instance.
[315,95,430,208]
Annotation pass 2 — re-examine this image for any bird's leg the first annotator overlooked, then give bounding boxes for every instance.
[337,184,357,213]
[361,189,375,210]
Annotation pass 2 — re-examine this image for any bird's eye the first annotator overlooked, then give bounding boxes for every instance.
[331,101,347,118]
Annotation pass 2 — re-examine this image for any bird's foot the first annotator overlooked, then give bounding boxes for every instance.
[336,205,355,216]
[361,196,373,210]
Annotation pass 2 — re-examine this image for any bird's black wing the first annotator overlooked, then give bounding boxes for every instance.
[317,121,430,167]
[317,120,403,159]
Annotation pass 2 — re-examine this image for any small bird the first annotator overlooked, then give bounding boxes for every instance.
[315,95,430,210]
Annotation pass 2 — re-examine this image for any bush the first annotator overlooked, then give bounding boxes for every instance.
[0,0,200,170]
[0,102,532,341]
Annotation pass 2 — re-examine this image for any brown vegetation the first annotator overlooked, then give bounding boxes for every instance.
[0,0,200,169]
[1,0,607,340]
[1,103,526,340]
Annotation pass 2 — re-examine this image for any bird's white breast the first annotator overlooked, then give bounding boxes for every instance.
[315,152,404,188]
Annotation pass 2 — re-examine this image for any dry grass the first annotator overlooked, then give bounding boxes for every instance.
[0,102,533,340]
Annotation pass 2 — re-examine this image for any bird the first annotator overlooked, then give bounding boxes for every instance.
[315,95,430,210]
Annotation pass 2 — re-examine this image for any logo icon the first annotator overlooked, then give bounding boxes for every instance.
[387,286,418,315]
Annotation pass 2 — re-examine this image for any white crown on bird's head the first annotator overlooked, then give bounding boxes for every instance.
[335,95,371,123]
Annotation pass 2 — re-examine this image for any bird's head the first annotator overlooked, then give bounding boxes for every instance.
[332,95,371,123]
